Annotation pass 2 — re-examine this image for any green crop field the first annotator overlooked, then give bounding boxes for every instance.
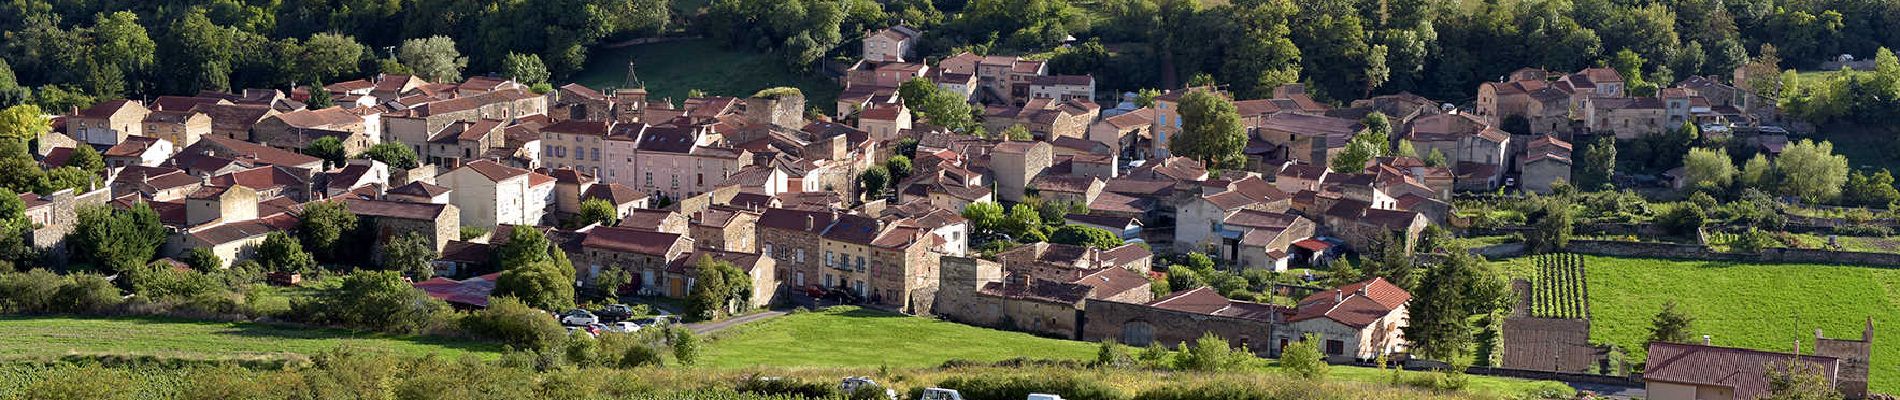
[0,316,500,361]
[573,39,841,113]
[1524,255,1900,391]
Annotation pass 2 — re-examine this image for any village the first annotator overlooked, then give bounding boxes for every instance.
[4,13,1898,400]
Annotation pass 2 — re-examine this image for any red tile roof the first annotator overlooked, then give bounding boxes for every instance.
[1644,342,1840,400]
[1290,277,1410,328]
[1148,287,1282,321]
[460,160,529,182]
[582,226,686,255]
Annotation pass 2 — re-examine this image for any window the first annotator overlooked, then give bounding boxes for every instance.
[1325,340,1345,355]
[825,251,834,267]
[591,148,599,161]
[796,249,805,263]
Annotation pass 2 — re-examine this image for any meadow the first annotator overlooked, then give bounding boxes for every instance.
[0,316,499,362]
[1498,255,1900,391]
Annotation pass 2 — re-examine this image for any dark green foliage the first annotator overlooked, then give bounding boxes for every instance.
[306,136,346,169]
[1279,333,1328,379]
[929,373,1123,400]
[858,166,889,199]
[362,142,419,170]
[672,328,700,366]
[1403,250,1511,361]
[1171,90,1245,170]
[1656,205,1708,238]
[1648,301,1696,345]
[255,231,316,273]
[1526,200,1574,254]
[1050,225,1123,249]
[576,198,621,227]
[493,227,577,311]
[69,203,166,274]
[295,270,448,333]
[297,200,359,264]
[1576,136,1618,190]
[685,255,753,321]
[383,232,437,280]
[65,145,103,174]
[463,296,567,350]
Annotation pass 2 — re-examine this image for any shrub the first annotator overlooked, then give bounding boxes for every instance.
[672,328,700,366]
[51,273,121,313]
[1279,333,1328,380]
[928,373,1125,400]
[462,296,566,350]
[736,376,837,398]
[0,269,66,313]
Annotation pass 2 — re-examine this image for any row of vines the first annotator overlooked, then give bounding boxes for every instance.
[1528,253,1589,319]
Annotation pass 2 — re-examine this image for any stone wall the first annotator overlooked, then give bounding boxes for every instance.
[1081,299,1276,356]
[1564,240,1900,267]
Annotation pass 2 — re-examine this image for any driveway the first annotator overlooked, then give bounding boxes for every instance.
[684,310,786,335]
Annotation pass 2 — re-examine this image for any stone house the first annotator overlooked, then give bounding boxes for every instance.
[142,110,212,149]
[868,225,941,314]
[845,62,929,90]
[384,89,547,161]
[1254,113,1363,166]
[439,160,554,227]
[624,124,752,201]
[551,83,614,122]
[581,182,649,220]
[862,25,920,62]
[757,208,838,289]
[387,181,453,204]
[1475,73,1575,134]
[251,107,380,153]
[1223,210,1317,271]
[990,141,1053,203]
[207,165,313,202]
[1084,287,1282,352]
[341,198,460,261]
[66,99,150,146]
[1320,199,1428,252]
[1519,135,1573,194]
[665,249,779,309]
[190,103,279,141]
[1403,112,1512,167]
[945,260,1151,339]
[856,104,912,143]
[1282,277,1411,361]
[111,166,203,202]
[174,136,326,173]
[422,119,505,168]
[1028,175,1104,205]
[937,53,1048,104]
[103,137,174,168]
[983,98,1100,140]
[1582,97,1668,138]
[173,213,297,267]
[1275,163,1330,194]
[933,71,978,102]
[1149,87,1217,158]
[576,226,693,297]
[538,119,623,179]
[1088,108,1154,161]
[689,206,760,253]
[993,242,1152,282]
[1174,176,1293,255]
[1028,75,1096,103]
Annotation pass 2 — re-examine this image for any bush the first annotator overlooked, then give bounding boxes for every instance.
[1655,204,1707,237]
[462,296,566,350]
[1278,333,1328,380]
[0,269,66,313]
[736,376,837,398]
[672,328,700,366]
[51,273,121,313]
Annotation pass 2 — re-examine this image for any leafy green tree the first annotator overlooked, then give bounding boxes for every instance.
[686,261,730,321]
[461,296,566,349]
[297,201,360,263]
[1330,136,1377,173]
[362,142,419,169]
[398,36,467,82]
[1050,225,1123,249]
[64,145,104,174]
[0,105,48,143]
[1768,140,1849,202]
[1166,265,1203,291]
[961,202,1005,234]
[1761,360,1844,400]
[885,155,912,185]
[1174,332,1251,372]
[1396,140,1418,158]
[69,204,165,274]
[87,11,156,96]
[1526,200,1574,254]
[576,198,620,227]
[256,231,317,273]
[1577,136,1618,190]
[493,227,576,311]
[858,166,890,199]
[295,33,366,83]
[1423,148,1448,168]
[1280,333,1329,379]
[307,81,335,109]
[672,328,700,366]
[52,273,121,313]
[1403,250,1510,361]
[1004,203,1043,239]
[1682,147,1735,190]
[307,136,347,169]
[1001,125,1033,141]
[1844,170,1900,208]
[1648,301,1696,345]
[310,270,448,333]
[183,248,223,272]
[501,53,550,85]
[898,77,936,106]
[1172,90,1245,169]
[383,232,437,280]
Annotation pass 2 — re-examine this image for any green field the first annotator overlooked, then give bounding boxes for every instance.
[0,316,500,361]
[1544,255,1900,391]
[701,307,1099,369]
[574,39,841,112]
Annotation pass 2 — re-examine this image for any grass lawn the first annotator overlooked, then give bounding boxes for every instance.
[0,316,500,361]
[1561,255,1900,391]
[701,307,1098,369]
[573,39,841,112]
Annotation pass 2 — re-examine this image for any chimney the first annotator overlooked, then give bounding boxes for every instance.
[1334,290,1343,303]
[805,215,814,231]
[1817,328,1826,340]
[1703,335,1712,345]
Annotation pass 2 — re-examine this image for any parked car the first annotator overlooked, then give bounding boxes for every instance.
[840,377,897,400]
[822,287,862,304]
[605,322,640,333]
[598,304,635,322]
[564,326,597,338]
[802,284,826,298]
[1027,395,1065,400]
[630,315,675,328]
[561,310,599,326]
[920,388,964,400]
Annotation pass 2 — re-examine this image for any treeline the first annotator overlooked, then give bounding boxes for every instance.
[0,0,669,109]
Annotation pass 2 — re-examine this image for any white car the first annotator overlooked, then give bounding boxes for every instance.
[564,326,597,338]
[561,310,599,326]
[920,388,964,400]
[1027,395,1065,400]
[840,377,897,400]
[605,322,640,333]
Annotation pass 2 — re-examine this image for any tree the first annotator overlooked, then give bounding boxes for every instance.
[256,231,317,273]
[1403,250,1510,361]
[1657,205,1707,237]
[88,11,156,96]
[1050,225,1123,249]
[297,201,360,263]
[885,155,912,185]
[1280,333,1329,379]
[307,81,335,109]
[672,328,700,367]
[1423,148,1448,168]
[1166,265,1203,291]
[898,77,936,106]
[311,270,447,333]
[914,89,977,132]
[307,136,347,169]
[69,204,165,274]
[858,166,890,199]
[493,227,576,311]
[183,248,223,272]
[501,53,550,85]
[1001,125,1033,141]
[1682,147,1735,190]
[1396,140,1418,158]
[1172,90,1246,169]
[1773,140,1849,202]
[362,142,419,170]
[1761,360,1844,400]
[1648,301,1696,345]
[1844,170,1900,207]
[687,262,731,322]
[1740,153,1775,190]
[295,33,366,83]
[461,296,566,349]
[1331,136,1377,173]
[398,36,467,82]
[1004,204,1044,239]
[1174,332,1251,372]
[0,105,48,143]
[383,232,437,280]
[576,198,620,227]
[1577,136,1618,190]
[64,145,104,174]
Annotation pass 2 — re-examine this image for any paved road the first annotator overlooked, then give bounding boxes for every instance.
[685,310,787,335]
[1568,382,1645,399]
